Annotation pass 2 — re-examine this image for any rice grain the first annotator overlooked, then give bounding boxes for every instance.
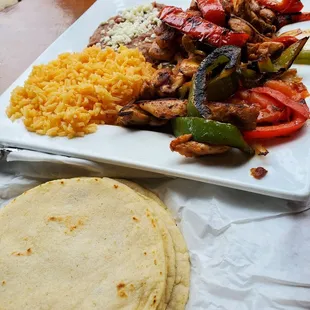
[7,46,155,138]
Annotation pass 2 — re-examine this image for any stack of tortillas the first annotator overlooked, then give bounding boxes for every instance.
[0,177,190,309]
[0,0,18,11]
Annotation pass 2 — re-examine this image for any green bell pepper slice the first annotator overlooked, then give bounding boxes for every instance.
[172,117,254,155]
[273,37,308,71]
[257,57,275,73]
[240,38,308,88]
[294,49,310,65]
[187,82,201,117]
[187,46,242,118]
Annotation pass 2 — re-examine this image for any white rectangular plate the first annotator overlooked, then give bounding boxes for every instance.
[1,0,310,201]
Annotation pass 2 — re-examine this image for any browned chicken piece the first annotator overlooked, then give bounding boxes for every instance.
[251,12,276,37]
[222,0,234,14]
[206,102,260,130]
[139,68,186,100]
[247,41,284,61]
[149,41,176,61]
[138,99,187,119]
[189,0,198,10]
[149,68,187,98]
[228,18,254,38]
[259,8,276,24]
[233,0,276,36]
[248,0,275,24]
[249,0,260,13]
[155,23,178,49]
[181,35,197,55]
[170,134,231,157]
[118,99,188,126]
[172,53,185,74]
[233,0,250,17]
[186,0,203,17]
[152,68,172,88]
[179,58,200,78]
[117,104,168,127]
[139,79,156,100]
[158,72,186,97]
[228,16,267,43]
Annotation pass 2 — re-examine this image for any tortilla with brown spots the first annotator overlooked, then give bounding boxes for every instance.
[0,178,168,309]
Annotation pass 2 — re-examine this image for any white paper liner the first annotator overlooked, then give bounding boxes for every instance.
[1,148,309,309]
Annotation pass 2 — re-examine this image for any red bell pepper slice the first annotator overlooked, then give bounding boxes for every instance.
[244,85,309,139]
[159,6,249,47]
[196,0,226,26]
[272,36,298,48]
[264,79,309,101]
[249,92,289,123]
[277,12,310,29]
[294,12,310,22]
[256,0,303,13]
[251,87,310,119]
[243,112,307,139]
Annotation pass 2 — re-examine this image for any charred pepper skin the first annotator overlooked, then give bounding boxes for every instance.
[273,37,308,71]
[187,46,259,130]
[187,45,242,117]
[159,6,249,48]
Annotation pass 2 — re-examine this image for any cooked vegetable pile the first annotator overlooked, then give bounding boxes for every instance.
[117,0,310,157]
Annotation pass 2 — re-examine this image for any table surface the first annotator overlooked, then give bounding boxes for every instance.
[0,0,96,94]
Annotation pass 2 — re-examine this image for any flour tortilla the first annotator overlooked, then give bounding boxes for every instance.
[154,212,176,310]
[116,180,176,309]
[0,178,167,310]
[117,180,191,310]
[0,0,18,11]
[117,179,176,310]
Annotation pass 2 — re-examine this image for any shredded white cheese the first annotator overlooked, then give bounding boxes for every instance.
[100,4,161,50]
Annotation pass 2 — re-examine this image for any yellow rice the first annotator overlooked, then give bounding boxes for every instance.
[7,46,155,138]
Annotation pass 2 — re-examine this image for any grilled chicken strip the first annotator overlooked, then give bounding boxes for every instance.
[232,0,276,36]
[247,41,284,61]
[206,102,260,130]
[155,23,179,49]
[259,8,276,24]
[117,104,168,127]
[228,18,254,38]
[140,68,186,99]
[179,58,201,77]
[221,0,234,14]
[170,134,230,157]
[138,99,187,119]
[118,99,187,126]
[158,72,186,97]
[149,41,176,61]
